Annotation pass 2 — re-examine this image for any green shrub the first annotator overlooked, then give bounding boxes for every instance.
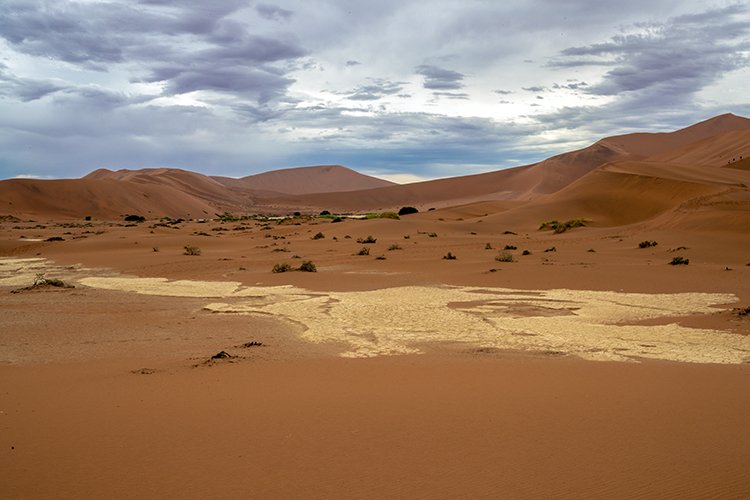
[495,251,514,263]
[319,210,331,216]
[639,240,658,248]
[272,262,293,273]
[379,212,400,220]
[183,245,201,256]
[356,247,370,256]
[357,235,377,244]
[298,260,317,272]
[388,244,402,251]
[398,206,419,216]
[539,218,587,234]
[669,256,689,265]
[124,214,145,223]
[312,232,325,240]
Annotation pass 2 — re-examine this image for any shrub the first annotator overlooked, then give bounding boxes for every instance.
[428,232,438,238]
[398,206,419,216]
[320,210,331,216]
[272,262,293,273]
[356,247,370,256]
[84,216,92,221]
[485,243,493,250]
[503,230,517,235]
[539,218,587,233]
[312,232,325,240]
[357,235,377,244]
[375,255,386,260]
[495,251,514,263]
[124,214,146,223]
[183,245,201,256]
[669,256,689,265]
[503,244,517,250]
[379,212,400,220]
[639,240,658,248]
[45,236,65,242]
[216,212,238,222]
[522,250,531,256]
[332,217,343,223]
[544,246,557,253]
[738,306,750,317]
[388,244,402,251]
[293,212,301,216]
[298,260,317,272]
[443,252,457,260]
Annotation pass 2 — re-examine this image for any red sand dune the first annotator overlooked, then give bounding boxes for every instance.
[1,113,749,222]
[213,164,396,195]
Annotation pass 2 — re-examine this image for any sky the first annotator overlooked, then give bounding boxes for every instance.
[0,0,749,182]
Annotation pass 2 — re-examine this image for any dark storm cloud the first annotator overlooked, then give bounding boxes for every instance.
[256,4,294,21]
[553,4,750,98]
[415,65,465,90]
[0,0,306,101]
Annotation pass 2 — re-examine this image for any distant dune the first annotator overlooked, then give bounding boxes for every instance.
[1,113,749,223]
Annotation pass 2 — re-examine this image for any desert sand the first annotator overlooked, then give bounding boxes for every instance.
[1,114,750,498]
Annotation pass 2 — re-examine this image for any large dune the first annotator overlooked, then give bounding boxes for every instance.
[2,113,749,222]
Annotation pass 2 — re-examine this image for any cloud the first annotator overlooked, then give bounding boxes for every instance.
[255,4,294,21]
[415,65,465,90]
[553,4,750,100]
[344,79,404,101]
[522,86,546,92]
[345,60,362,67]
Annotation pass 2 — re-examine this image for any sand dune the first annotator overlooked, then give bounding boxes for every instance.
[2,113,750,221]
[215,164,396,194]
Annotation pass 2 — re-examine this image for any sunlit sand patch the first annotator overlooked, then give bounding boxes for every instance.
[2,258,746,364]
[0,258,56,286]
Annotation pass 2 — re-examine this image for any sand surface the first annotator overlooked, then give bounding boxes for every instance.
[2,114,750,497]
[1,211,749,498]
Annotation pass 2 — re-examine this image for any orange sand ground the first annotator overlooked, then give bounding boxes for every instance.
[1,212,749,498]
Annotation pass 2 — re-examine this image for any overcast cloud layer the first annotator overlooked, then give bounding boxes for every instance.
[1,0,748,181]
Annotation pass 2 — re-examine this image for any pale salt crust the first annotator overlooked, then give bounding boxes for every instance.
[2,258,748,364]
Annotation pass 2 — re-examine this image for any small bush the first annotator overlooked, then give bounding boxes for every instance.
[485,243,493,250]
[398,206,419,216]
[183,245,201,256]
[544,246,557,253]
[388,244,402,251]
[503,230,517,235]
[496,251,514,263]
[45,236,65,242]
[428,232,438,238]
[320,210,331,216]
[331,217,343,223]
[738,306,750,317]
[522,250,531,256]
[587,248,596,253]
[357,235,377,244]
[443,252,457,260]
[298,260,317,272]
[375,255,386,260]
[669,256,689,265]
[312,232,325,240]
[503,244,517,250]
[539,218,587,234]
[379,212,400,220]
[124,214,146,223]
[639,240,658,248]
[356,247,370,256]
[152,246,159,252]
[272,262,293,273]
